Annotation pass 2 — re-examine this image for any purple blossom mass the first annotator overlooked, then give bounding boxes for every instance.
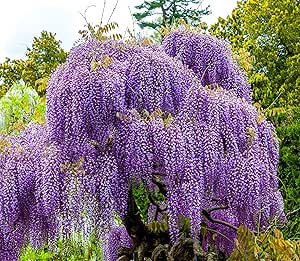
[162,30,252,103]
[104,226,133,261]
[0,30,285,260]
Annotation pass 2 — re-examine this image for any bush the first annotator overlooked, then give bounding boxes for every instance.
[21,235,103,261]
[0,84,46,135]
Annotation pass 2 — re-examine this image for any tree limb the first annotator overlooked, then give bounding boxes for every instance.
[123,187,146,254]
[152,174,167,195]
[202,204,238,232]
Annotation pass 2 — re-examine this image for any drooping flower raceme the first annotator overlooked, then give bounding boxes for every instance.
[162,30,252,103]
[0,125,49,260]
[0,30,285,259]
[104,226,133,261]
[46,39,196,149]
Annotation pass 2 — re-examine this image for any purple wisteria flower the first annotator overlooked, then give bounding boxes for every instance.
[162,30,252,102]
[0,31,285,259]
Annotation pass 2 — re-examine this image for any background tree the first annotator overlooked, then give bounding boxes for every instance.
[209,0,300,110]
[133,0,210,32]
[275,107,300,239]
[0,31,67,97]
[0,58,24,97]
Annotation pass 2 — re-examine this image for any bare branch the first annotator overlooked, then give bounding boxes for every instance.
[100,0,106,26]
[123,187,146,247]
[151,244,168,260]
[286,208,300,218]
[206,204,229,213]
[107,0,119,24]
[202,208,238,231]
[202,204,238,232]
[79,5,96,37]
[193,239,207,258]
[116,255,130,261]
[128,6,136,39]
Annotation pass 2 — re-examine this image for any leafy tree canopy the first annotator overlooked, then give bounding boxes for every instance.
[133,0,210,32]
[209,0,300,110]
[0,31,67,97]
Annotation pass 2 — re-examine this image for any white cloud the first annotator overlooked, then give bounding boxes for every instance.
[0,0,141,61]
[0,0,237,62]
[202,0,238,26]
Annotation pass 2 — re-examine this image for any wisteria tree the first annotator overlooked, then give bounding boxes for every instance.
[0,28,285,261]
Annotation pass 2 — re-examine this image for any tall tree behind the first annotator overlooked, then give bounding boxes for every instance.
[209,0,300,110]
[0,31,67,97]
[133,0,210,32]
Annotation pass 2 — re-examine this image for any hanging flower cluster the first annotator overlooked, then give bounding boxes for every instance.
[0,29,285,260]
[162,30,252,102]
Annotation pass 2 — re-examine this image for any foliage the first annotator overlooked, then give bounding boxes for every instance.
[209,0,300,109]
[0,28,286,260]
[133,0,210,32]
[132,183,151,222]
[0,31,67,97]
[21,246,53,261]
[78,21,123,42]
[275,108,300,239]
[21,235,103,261]
[0,84,46,135]
[229,225,300,260]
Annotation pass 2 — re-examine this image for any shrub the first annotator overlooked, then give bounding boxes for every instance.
[0,84,46,135]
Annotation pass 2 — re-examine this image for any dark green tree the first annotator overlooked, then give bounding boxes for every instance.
[0,31,67,97]
[0,58,24,97]
[276,108,300,239]
[133,0,210,31]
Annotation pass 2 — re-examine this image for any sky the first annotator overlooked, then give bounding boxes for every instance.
[0,0,238,62]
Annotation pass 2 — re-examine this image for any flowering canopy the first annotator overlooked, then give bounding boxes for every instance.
[0,30,285,260]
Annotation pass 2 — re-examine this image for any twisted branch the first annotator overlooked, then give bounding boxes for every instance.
[202,205,239,232]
